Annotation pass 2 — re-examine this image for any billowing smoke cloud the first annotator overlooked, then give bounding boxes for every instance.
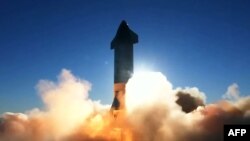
[175,89,205,113]
[0,69,249,141]
[125,72,250,141]
[0,69,110,141]
[223,83,240,101]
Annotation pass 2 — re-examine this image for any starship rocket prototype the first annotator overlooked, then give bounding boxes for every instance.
[110,20,138,113]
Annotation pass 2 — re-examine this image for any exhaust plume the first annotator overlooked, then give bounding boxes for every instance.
[0,69,249,141]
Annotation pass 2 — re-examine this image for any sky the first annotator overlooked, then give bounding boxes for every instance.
[0,0,249,114]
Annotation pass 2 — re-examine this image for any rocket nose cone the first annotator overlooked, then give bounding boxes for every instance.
[111,20,138,49]
[119,20,129,30]
[120,20,127,26]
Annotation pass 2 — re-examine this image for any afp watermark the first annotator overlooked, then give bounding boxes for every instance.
[224,124,250,141]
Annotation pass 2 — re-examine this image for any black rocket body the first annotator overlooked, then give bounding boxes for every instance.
[110,20,138,112]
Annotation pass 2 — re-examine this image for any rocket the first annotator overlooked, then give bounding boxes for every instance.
[110,20,138,113]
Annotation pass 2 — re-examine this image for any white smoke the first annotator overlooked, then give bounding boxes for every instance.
[0,69,249,141]
[0,69,108,141]
[223,83,240,101]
